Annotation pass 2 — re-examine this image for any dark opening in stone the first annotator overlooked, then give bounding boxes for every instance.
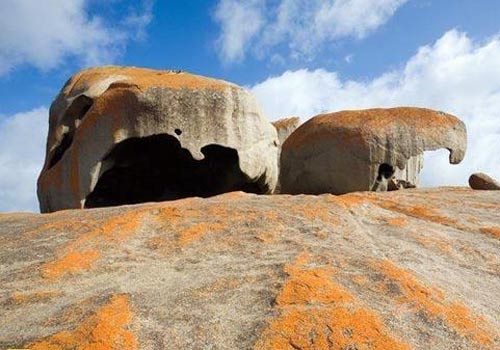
[174,128,182,135]
[84,134,262,208]
[378,163,395,180]
[48,95,93,169]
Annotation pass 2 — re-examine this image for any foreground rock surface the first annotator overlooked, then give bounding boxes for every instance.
[1,188,500,349]
[37,66,279,213]
[469,172,500,190]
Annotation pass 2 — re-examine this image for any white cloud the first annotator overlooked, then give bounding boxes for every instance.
[251,30,500,187]
[0,0,153,76]
[214,0,407,63]
[0,107,48,212]
[214,0,266,62]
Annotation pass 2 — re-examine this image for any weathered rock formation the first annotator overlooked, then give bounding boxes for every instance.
[272,116,301,146]
[469,172,500,190]
[1,188,500,349]
[37,66,279,213]
[280,107,467,195]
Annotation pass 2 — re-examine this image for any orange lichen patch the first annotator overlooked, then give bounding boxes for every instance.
[28,294,137,350]
[374,260,496,347]
[66,66,230,93]
[289,201,338,223]
[385,217,408,228]
[10,290,62,304]
[413,234,452,254]
[255,306,409,350]
[67,210,146,251]
[272,116,300,129]
[372,199,467,231]
[178,222,225,246]
[480,227,500,239]
[41,250,101,280]
[277,262,350,306]
[284,107,465,151]
[337,193,369,208]
[255,254,408,350]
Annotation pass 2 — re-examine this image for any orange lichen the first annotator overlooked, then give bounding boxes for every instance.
[178,222,225,246]
[480,227,500,239]
[28,294,137,350]
[65,66,230,93]
[41,250,101,280]
[385,217,408,227]
[255,254,408,350]
[374,260,496,347]
[278,262,351,306]
[373,199,467,231]
[10,290,62,304]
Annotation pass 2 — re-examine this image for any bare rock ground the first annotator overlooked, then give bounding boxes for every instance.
[0,188,499,349]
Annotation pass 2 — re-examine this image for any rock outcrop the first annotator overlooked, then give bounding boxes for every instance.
[1,188,500,350]
[37,66,279,213]
[279,107,467,195]
[469,172,500,190]
[272,116,301,146]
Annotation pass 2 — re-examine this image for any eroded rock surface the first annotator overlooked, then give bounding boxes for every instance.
[37,66,279,213]
[280,107,467,195]
[469,172,500,190]
[272,116,301,146]
[1,188,500,349]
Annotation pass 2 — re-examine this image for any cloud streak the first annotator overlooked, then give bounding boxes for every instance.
[214,0,407,63]
[0,0,154,76]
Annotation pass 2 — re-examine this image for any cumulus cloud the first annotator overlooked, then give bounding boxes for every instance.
[214,0,407,62]
[0,107,48,212]
[0,0,154,75]
[251,30,500,187]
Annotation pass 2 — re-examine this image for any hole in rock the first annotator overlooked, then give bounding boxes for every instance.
[84,134,263,208]
[47,95,93,169]
[174,128,182,135]
[378,163,395,180]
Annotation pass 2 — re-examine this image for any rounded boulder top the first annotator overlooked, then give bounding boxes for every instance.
[280,107,467,195]
[37,66,279,213]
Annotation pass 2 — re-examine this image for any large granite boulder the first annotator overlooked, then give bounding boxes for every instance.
[1,188,500,349]
[279,107,467,195]
[37,66,279,213]
[469,172,500,190]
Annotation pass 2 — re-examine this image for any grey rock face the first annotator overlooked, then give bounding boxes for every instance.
[469,172,500,190]
[37,66,279,212]
[279,107,467,195]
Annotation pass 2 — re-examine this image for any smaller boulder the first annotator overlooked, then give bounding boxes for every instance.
[469,173,500,190]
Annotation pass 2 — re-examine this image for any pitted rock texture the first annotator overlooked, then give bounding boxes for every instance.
[280,107,467,195]
[1,188,500,350]
[469,172,500,190]
[272,116,301,146]
[37,66,279,213]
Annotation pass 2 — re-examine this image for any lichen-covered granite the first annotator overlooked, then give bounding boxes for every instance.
[1,188,499,349]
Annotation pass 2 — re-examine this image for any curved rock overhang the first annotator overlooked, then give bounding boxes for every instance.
[279,107,467,195]
[37,67,279,212]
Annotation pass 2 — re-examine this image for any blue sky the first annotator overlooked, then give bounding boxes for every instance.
[1,0,500,212]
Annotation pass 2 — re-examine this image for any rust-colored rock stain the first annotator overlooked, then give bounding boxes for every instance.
[41,250,101,280]
[28,294,137,350]
[374,260,496,348]
[480,227,500,239]
[255,254,408,350]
